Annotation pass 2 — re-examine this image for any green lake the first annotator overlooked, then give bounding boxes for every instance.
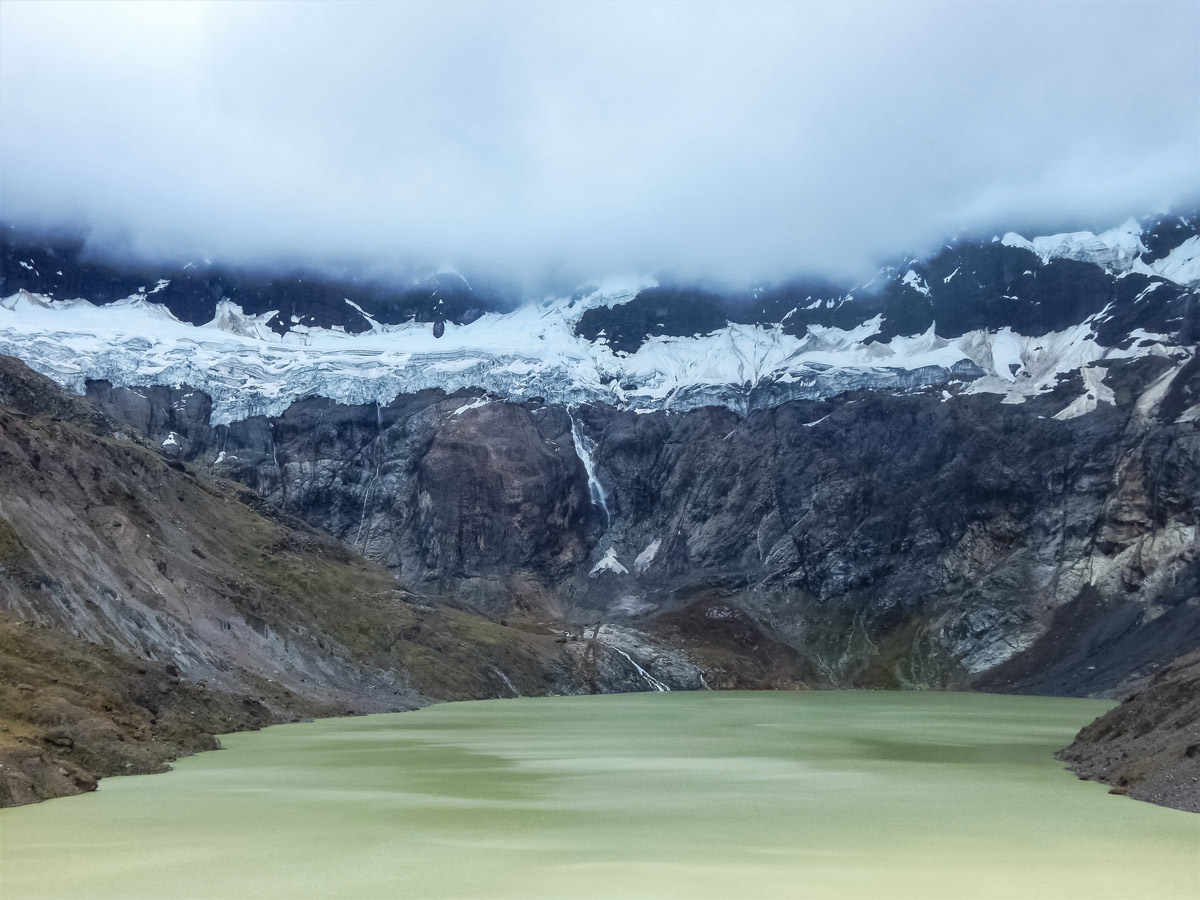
[2,691,1197,899]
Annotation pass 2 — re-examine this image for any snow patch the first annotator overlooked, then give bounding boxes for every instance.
[435,264,473,292]
[989,329,1023,382]
[634,539,661,574]
[451,397,490,416]
[589,548,628,577]
[1002,219,1146,272]
[1054,364,1115,421]
[1133,282,1164,303]
[343,297,378,325]
[1148,236,1200,285]
[900,270,930,296]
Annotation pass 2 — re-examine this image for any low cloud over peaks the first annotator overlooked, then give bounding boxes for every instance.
[2,1,1197,290]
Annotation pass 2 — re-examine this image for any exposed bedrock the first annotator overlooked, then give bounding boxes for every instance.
[85,352,1200,697]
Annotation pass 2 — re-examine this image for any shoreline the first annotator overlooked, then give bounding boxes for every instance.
[4,686,1153,811]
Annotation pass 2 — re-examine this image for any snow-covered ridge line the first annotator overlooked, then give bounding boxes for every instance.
[0,280,1187,425]
[1001,218,1146,271]
[999,218,1200,284]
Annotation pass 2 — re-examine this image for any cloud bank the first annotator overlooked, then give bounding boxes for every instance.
[1,1,1197,290]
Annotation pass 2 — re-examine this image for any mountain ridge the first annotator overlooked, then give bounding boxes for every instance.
[2,211,1195,427]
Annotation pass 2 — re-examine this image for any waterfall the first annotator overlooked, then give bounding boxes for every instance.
[569,410,609,518]
[488,666,521,698]
[600,642,670,692]
[355,401,383,550]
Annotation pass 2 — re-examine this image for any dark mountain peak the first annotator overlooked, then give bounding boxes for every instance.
[0,226,509,333]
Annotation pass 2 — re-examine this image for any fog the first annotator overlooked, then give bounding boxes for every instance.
[1,1,1197,290]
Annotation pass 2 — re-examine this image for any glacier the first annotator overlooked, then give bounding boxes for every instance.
[1000,219,1200,284]
[0,215,1195,425]
[0,280,1187,426]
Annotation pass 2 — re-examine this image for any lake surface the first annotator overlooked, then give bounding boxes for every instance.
[2,691,1197,899]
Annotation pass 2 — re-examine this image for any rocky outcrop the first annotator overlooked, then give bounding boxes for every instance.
[1059,646,1200,813]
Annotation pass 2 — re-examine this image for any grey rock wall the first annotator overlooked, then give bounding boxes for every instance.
[84,352,1200,696]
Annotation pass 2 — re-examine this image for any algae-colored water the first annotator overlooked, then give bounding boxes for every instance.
[2,691,1197,899]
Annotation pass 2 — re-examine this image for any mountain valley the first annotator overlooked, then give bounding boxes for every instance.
[1,212,1198,810]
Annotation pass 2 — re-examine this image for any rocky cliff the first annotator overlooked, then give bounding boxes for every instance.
[79,350,1200,700]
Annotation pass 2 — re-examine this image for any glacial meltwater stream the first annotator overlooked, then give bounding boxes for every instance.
[2,692,1197,899]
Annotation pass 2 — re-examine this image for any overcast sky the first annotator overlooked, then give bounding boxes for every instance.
[1,0,1197,290]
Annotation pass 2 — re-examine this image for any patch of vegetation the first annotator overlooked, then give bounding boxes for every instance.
[0,516,33,572]
[0,614,337,806]
[858,616,965,690]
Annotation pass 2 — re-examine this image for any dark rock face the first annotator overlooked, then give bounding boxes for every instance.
[84,350,1200,697]
[0,226,507,332]
[575,287,733,353]
[876,252,1125,340]
[583,369,1200,695]
[83,384,601,612]
[410,402,593,601]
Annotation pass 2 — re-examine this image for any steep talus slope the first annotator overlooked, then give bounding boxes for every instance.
[0,618,328,807]
[1059,646,1200,813]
